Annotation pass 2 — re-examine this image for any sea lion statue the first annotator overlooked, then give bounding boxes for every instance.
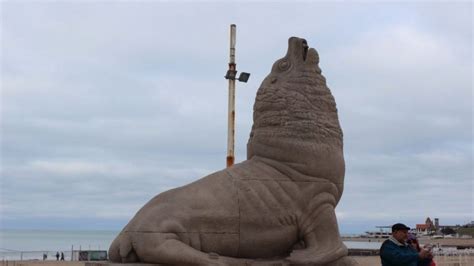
[109,37,356,266]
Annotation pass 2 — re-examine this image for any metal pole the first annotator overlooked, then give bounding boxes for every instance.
[226,24,236,167]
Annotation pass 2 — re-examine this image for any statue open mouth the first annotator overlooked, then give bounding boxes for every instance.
[302,40,308,61]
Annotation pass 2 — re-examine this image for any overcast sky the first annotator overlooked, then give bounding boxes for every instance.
[1,1,472,234]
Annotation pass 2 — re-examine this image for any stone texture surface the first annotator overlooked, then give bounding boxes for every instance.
[109,37,356,265]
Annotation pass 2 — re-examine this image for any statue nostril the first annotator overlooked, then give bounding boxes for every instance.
[302,40,308,61]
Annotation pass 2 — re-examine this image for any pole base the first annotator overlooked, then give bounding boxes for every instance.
[226,156,234,167]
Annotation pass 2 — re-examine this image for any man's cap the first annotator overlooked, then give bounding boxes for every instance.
[392,223,410,231]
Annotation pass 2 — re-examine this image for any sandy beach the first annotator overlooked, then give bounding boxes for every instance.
[352,255,474,266]
[342,236,474,248]
[2,238,473,266]
[2,255,474,266]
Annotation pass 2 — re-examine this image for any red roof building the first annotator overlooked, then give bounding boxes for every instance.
[416,224,429,230]
[416,217,436,234]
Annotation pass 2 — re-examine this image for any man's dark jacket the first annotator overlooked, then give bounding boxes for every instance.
[380,238,419,266]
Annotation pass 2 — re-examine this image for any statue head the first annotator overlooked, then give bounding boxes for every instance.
[247,37,344,194]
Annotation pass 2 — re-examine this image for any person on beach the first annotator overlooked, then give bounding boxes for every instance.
[380,223,433,266]
[60,252,65,261]
[43,253,47,261]
[56,251,60,261]
[407,233,436,266]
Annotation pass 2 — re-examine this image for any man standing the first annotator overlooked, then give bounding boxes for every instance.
[380,223,432,266]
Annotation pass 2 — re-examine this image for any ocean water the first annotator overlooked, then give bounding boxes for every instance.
[0,229,380,260]
[0,229,118,251]
[344,241,382,249]
[0,229,118,260]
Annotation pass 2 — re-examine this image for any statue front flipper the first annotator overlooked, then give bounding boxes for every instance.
[286,204,356,265]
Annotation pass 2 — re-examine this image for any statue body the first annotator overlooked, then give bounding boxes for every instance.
[109,37,356,266]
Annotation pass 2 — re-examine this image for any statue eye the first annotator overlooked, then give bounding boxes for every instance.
[278,59,291,71]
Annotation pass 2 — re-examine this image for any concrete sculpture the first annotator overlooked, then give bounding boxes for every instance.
[109,37,355,266]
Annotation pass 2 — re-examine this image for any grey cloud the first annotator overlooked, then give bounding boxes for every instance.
[1,2,472,232]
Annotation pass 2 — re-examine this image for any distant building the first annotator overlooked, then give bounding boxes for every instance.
[363,226,392,238]
[416,223,429,233]
[416,217,466,235]
[416,217,436,235]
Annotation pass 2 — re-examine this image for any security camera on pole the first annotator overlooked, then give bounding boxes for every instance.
[224,24,250,167]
